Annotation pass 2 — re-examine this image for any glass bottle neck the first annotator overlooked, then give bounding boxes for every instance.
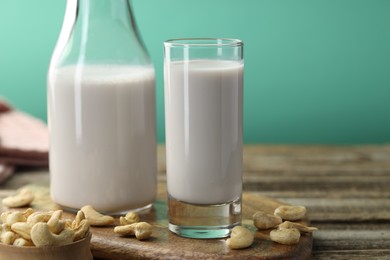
[77,0,137,34]
[51,0,151,67]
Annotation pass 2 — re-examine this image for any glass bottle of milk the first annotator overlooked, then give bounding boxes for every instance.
[47,0,156,214]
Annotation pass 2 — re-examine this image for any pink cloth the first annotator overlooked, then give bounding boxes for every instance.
[0,99,49,183]
[0,164,14,184]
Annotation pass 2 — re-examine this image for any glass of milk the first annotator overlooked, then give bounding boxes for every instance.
[47,0,157,214]
[164,38,243,238]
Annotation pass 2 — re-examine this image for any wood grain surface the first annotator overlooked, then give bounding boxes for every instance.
[0,184,313,259]
[1,144,390,259]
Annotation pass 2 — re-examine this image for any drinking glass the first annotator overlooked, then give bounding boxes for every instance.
[164,38,244,238]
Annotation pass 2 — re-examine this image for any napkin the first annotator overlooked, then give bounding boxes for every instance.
[0,99,49,183]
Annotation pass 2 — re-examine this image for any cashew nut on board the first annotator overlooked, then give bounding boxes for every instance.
[2,189,35,208]
[253,211,282,229]
[270,227,301,245]
[226,226,254,249]
[114,222,153,240]
[81,205,114,226]
[119,212,140,225]
[274,205,307,221]
[278,221,318,233]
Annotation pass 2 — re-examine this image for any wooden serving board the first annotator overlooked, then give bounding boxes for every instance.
[1,184,313,259]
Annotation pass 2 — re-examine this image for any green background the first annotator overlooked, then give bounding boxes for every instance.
[1,0,389,144]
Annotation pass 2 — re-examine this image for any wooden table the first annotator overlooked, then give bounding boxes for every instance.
[1,145,390,259]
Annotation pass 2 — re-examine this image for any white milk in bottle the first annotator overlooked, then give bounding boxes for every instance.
[48,65,156,213]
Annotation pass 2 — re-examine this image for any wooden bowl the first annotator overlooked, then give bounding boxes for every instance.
[0,233,92,260]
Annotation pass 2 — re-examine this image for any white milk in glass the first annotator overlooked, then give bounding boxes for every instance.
[165,60,243,205]
[48,65,156,213]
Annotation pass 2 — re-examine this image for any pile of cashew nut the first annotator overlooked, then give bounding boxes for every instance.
[254,205,318,245]
[227,205,318,249]
[2,188,313,250]
[79,206,153,241]
[114,211,152,240]
[1,188,153,247]
[0,208,90,247]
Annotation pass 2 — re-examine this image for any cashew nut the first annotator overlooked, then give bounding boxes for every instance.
[31,223,75,247]
[226,226,254,249]
[270,227,301,245]
[2,189,35,208]
[1,211,12,224]
[81,205,114,226]
[278,221,318,233]
[72,211,90,242]
[114,222,153,240]
[253,211,282,229]
[22,208,35,218]
[1,231,18,245]
[73,219,90,241]
[114,223,136,236]
[72,211,85,229]
[1,209,33,224]
[274,205,307,221]
[11,222,32,240]
[134,222,153,240]
[119,211,140,225]
[47,210,65,234]
[13,237,34,247]
[1,223,11,232]
[4,211,27,225]
[27,211,52,225]
[64,219,73,229]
